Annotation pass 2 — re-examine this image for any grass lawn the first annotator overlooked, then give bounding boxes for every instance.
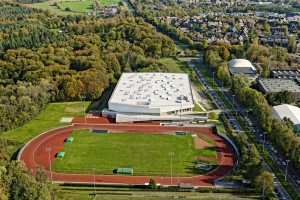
[158,58,186,73]
[99,0,121,6]
[30,0,122,15]
[57,190,260,200]
[53,130,212,176]
[197,147,217,158]
[58,0,94,13]
[30,1,76,15]
[1,102,89,157]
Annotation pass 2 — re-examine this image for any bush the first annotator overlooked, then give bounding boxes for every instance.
[65,7,71,11]
[209,112,218,120]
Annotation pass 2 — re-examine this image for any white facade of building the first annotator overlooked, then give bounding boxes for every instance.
[108,73,195,116]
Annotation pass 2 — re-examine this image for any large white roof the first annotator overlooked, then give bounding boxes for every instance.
[108,73,194,114]
[273,104,300,125]
[228,59,255,69]
[228,59,256,75]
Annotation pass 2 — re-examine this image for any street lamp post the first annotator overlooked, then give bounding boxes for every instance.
[262,177,266,200]
[93,168,96,197]
[212,72,215,89]
[285,160,290,181]
[81,95,86,124]
[221,80,223,92]
[46,147,53,183]
[232,94,235,115]
[263,132,266,153]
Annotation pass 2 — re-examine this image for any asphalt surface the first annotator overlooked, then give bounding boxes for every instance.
[188,59,298,200]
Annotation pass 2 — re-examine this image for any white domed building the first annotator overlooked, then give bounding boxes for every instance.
[228,59,257,79]
[272,104,300,134]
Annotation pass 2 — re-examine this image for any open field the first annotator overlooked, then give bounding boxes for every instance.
[158,58,187,73]
[29,0,122,15]
[1,102,89,156]
[53,130,217,176]
[57,0,94,13]
[31,0,93,14]
[57,190,260,200]
[99,0,121,6]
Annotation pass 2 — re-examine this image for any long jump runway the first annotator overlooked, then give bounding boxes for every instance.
[18,119,236,187]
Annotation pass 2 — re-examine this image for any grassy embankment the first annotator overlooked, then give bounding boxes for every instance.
[1,102,89,157]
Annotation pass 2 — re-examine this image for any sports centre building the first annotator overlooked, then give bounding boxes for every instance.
[103,73,206,122]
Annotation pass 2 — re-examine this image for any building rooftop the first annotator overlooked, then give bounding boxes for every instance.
[271,69,300,79]
[273,104,300,125]
[228,59,257,75]
[108,73,194,112]
[258,78,300,93]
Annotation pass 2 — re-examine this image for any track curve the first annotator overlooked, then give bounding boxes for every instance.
[19,121,236,187]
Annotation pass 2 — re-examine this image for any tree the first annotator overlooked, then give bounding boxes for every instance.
[208,112,218,120]
[205,50,222,69]
[288,36,297,53]
[65,7,71,11]
[217,63,231,87]
[283,26,288,36]
[0,166,8,200]
[262,22,271,35]
[283,117,294,130]
[221,46,230,61]
[266,91,295,106]
[5,161,51,200]
[149,178,157,189]
[254,171,274,199]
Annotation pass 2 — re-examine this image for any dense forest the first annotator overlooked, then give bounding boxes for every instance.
[0,2,178,198]
[0,2,177,132]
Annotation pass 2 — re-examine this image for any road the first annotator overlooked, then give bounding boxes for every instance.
[207,64,300,198]
[188,59,295,200]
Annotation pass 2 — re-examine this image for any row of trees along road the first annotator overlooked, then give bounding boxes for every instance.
[221,113,275,199]
[203,40,300,175]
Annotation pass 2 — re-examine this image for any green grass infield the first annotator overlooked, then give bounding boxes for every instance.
[53,130,218,176]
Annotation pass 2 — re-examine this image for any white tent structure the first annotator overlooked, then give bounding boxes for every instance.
[272,104,300,133]
[228,59,257,78]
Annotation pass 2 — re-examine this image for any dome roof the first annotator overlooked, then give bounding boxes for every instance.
[228,59,255,70]
[273,104,300,125]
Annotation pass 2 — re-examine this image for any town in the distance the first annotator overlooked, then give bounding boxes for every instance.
[0,0,299,199]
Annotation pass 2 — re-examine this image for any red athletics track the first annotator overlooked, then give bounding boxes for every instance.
[19,117,236,187]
